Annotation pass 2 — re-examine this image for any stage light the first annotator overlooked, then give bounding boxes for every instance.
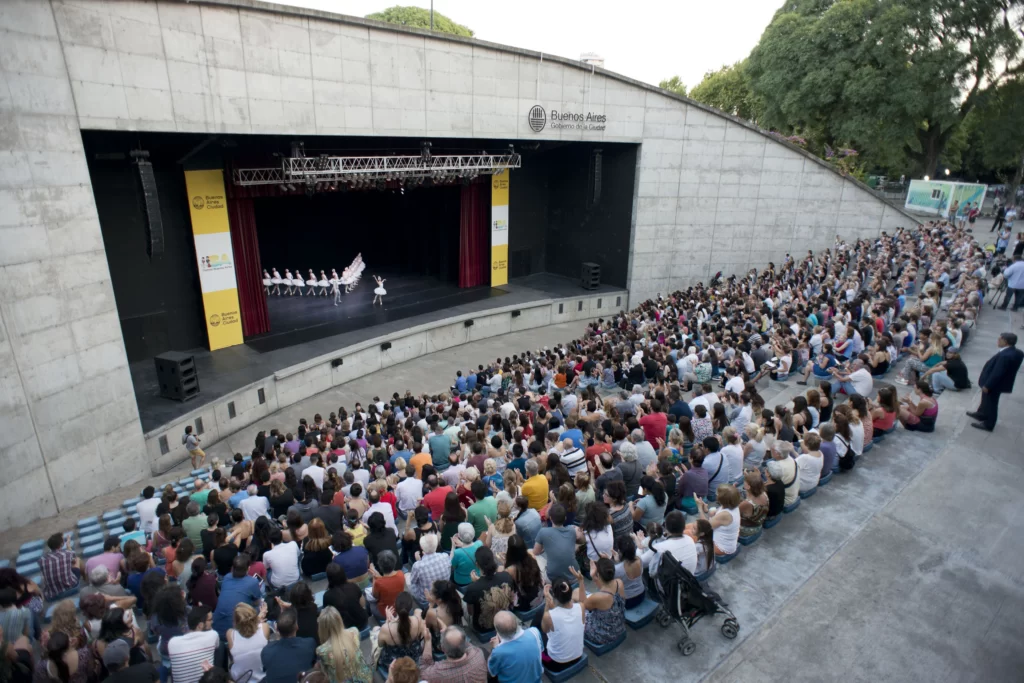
[278,184,287,191]
[286,183,297,191]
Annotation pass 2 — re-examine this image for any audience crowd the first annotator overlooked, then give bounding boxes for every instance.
[2,218,1001,683]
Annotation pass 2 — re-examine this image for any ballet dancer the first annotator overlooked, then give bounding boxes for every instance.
[263,269,272,296]
[331,276,342,305]
[283,269,295,295]
[318,270,330,297]
[271,268,283,295]
[373,275,387,305]
[306,269,319,296]
[292,268,305,296]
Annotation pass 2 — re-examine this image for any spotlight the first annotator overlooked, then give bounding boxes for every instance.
[278,184,287,191]
[286,183,296,191]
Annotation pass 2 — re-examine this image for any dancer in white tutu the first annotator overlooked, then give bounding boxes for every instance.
[283,269,295,295]
[291,269,305,296]
[373,275,387,305]
[318,270,330,297]
[263,269,272,296]
[271,268,283,295]
[340,252,366,293]
[306,269,319,296]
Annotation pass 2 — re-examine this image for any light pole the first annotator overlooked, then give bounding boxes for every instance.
[430,0,434,30]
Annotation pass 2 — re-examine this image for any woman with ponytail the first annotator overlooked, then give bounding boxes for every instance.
[376,592,425,671]
[34,630,96,683]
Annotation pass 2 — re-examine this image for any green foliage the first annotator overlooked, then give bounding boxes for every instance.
[688,61,763,123]
[658,76,687,97]
[971,77,1024,195]
[366,5,474,36]
[746,0,1024,177]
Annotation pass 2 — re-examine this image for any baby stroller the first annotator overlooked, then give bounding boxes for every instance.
[648,551,740,655]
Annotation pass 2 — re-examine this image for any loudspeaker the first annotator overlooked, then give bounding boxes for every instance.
[331,358,344,367]
[464,320,474,327]
[154,351,199,402]
[133,154,164,258]
[581,262,601,290]
[381,342,392,351]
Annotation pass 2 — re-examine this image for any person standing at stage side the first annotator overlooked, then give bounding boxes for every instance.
[374,276,387,306]
[183,425,206,469]
[968,332,1024,432]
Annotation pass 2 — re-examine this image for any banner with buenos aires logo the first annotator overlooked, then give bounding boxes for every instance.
[491,170,509,286]
[184,169,244,351]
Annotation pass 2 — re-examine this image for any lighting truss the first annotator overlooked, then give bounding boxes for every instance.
[232,153,521,186]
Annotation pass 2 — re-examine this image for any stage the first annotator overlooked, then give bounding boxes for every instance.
[130,273,626,433]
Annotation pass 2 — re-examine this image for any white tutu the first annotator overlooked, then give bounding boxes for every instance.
[374,287,387,295]
[263,278,272,286]
[293,279,304,288]
[306,278,317,286]
[271,277,282,284]
[318,279,329,287]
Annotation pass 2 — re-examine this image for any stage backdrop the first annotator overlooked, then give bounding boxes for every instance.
[184,169,244,351]
[491,171,509,286]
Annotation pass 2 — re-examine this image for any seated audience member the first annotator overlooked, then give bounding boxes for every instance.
[639,509,696,575]
[795,432,824,492]
[898,380,939,432]
[738,471,769,539]
[322,563,368,632]
[39,533,81,601]
[227,603,270,683]
[541,579,585,671]
[260,608,317,683]
[331,531,370,589]
[168,607,219,683]
[263,528,301,591]
[377,592,426,671]
[487,611,544,683]
[367,550,405,621]
[300,518,334,577]
[212,555,262,638]
[417,625,488,683]
[406,533,450,606]
[315,606,374,683]
[463,547,514,633]
[532,503,579,583]
[572,558,625,647]
[696,484,741,557]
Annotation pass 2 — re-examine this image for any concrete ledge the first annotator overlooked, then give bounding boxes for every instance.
[141,290,624,473]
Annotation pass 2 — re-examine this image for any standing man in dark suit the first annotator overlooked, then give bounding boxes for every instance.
[968,333,1024,431]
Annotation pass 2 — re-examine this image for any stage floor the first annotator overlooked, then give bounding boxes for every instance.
[251,272,505,353]
[130,273,625,432]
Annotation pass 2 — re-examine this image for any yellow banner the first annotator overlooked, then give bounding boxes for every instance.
[491,172,509,287]
[184,169,243,351]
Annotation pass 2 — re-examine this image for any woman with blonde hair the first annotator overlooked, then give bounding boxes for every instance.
[316,606,373,683]
[228,602,269,682]
[738,472,768,538]
[482,458,504,493]
[696,483,741,556]
[741,423,767,470]
[482,500,516,558]
[42,600,86,649]
[574,470,595,519]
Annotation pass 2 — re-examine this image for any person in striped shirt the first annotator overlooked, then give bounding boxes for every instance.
[168,607,219,683]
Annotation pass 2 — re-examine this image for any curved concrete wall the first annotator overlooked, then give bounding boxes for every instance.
[0,0,918,530]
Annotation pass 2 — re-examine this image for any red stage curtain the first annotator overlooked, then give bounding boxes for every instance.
[227,195,271,337]
[459,181,490,288]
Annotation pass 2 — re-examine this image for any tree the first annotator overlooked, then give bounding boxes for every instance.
[746,0,1024,178]
[366,5,474,36]
[688,61,762,123]
[658,76,687,97]
[972,77,1024,201]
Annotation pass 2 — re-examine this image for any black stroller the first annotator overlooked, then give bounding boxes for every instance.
[647,551,740,655]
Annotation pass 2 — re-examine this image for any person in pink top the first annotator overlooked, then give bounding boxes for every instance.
[84,537,123,581]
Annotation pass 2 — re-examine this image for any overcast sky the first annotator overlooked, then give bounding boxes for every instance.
[273,0,781,90]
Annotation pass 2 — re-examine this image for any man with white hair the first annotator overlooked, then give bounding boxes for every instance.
[80,564,136,609]
[239,484,270,522]
[630,429,657,472]
[829,355,874,396]
[406,534,451,606]
[676,347,701,391]
[629,385,645,407]
[557,437,587,476]
[617,442,643,499]
[487,611,543,683]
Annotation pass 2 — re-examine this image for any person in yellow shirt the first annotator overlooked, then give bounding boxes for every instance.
[520,459,549,510]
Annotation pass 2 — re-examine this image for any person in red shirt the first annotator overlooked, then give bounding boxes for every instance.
[585,430,613,467]
[421,477,453,520]
[637,399,669,451]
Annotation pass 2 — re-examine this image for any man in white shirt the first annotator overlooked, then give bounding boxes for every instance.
[830,357,874,396]
[724,366,745,396]
[263,528,301,589]
[136,486,161,534]
[302,454,325,491]
[362,488,398,533]
[688,384,720,413]
[640,511,696,575]
[168,607,219,683]
[395,466,424,516]
[239,485,271,522]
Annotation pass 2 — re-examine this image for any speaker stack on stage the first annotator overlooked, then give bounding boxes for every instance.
[155,352,200,402]
[581,262,601,290]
